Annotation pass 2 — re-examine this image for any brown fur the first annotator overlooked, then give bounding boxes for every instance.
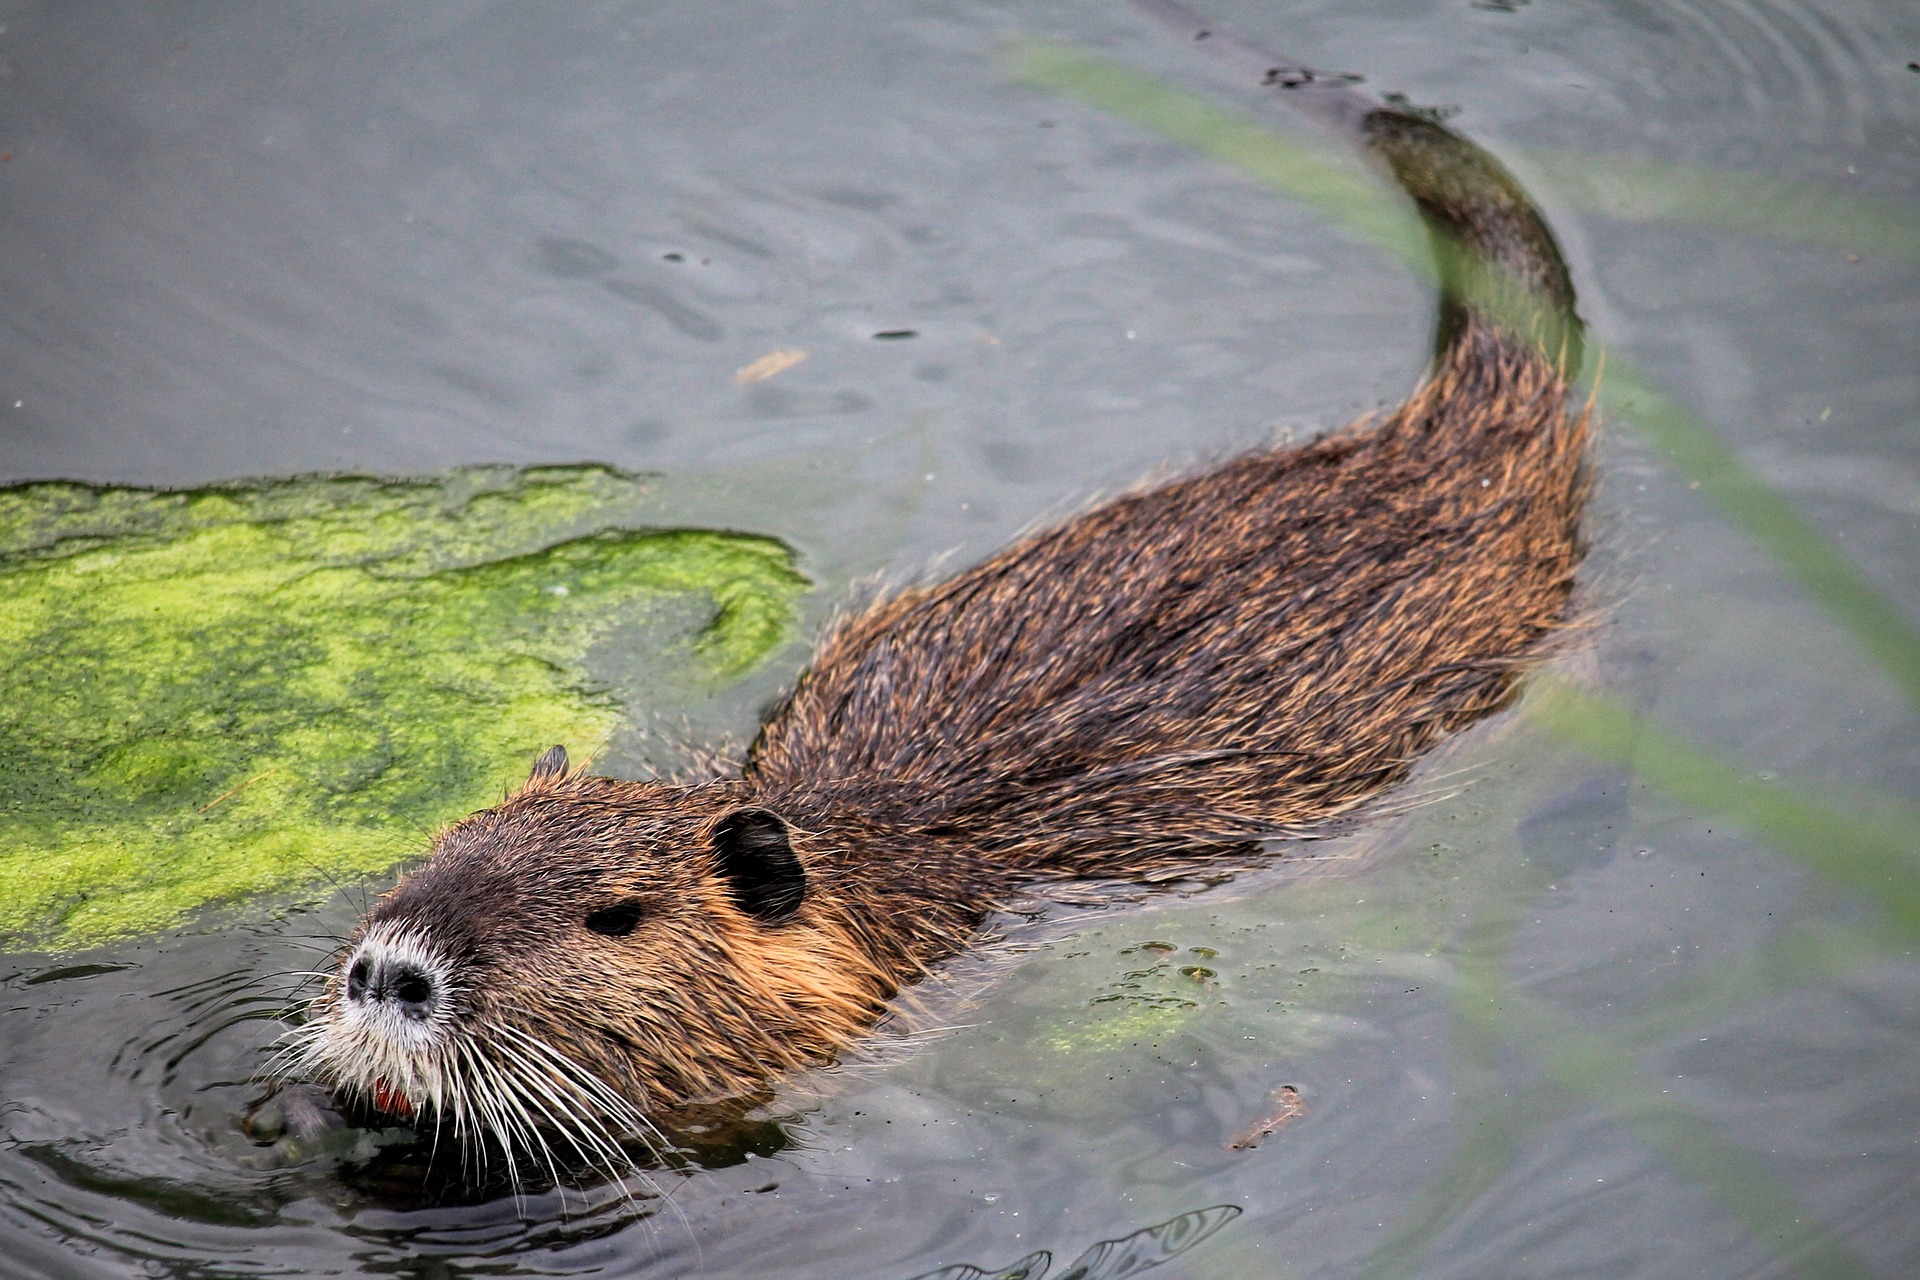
[294,105,1593,1145]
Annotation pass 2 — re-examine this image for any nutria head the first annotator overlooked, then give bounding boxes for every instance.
[291,747,895,1162]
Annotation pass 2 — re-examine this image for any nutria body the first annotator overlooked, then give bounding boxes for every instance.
[292,25,1590,1169]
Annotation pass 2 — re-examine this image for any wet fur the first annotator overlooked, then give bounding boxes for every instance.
[296,102,1592,1148]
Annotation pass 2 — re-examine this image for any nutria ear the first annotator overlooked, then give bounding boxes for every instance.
[524,745,569,789]
[708,808,805,924]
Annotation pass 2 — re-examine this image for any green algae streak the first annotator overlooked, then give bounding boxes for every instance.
[0,466,809,951]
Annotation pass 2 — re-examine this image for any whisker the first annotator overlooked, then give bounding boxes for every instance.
[490,1037,644,1192]
[496,1022,672,1160]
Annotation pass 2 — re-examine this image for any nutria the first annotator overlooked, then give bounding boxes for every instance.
[287,10,1590,1174]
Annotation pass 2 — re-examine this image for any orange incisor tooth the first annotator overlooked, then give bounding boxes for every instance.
[373,1078,413,1117]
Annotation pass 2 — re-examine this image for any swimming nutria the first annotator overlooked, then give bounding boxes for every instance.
[288,13,1590,1171]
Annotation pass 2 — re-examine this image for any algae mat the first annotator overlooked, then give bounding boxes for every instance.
[0,466,809,951]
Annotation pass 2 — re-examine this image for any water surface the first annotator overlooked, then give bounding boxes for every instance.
[1,1,1916,1276]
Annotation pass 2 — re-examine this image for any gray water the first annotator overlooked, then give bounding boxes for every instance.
[2,1,1918,1277]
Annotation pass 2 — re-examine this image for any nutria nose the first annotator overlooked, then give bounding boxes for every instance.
[345,952,438,1021]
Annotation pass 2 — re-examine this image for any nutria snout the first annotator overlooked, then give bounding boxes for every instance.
[287,18,1592,1175]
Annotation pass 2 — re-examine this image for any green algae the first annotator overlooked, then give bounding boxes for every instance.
[0,466,809,951]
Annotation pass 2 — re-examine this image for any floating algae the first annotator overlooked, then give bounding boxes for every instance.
[0,466,809,950]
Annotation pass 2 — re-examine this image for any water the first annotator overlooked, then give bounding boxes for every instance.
[2,0,1917,1276]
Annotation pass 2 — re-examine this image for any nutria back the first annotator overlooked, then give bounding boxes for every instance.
[747,107,1586,877]
[748,315,1585,876]
[291,32,1592,1168]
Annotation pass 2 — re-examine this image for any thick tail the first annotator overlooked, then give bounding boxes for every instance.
[1360,108,1583,383]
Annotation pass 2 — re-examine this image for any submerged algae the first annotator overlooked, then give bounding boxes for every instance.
[0,466,809,950]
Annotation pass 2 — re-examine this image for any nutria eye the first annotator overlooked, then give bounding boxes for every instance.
[584,901,648,937]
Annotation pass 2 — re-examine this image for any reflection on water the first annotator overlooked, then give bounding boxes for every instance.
[0,0,1915,1276]
[907,1206,1240,1280]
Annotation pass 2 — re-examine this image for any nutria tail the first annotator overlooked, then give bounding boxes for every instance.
[744,53,1590,878]
[1360,106,1583,382]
